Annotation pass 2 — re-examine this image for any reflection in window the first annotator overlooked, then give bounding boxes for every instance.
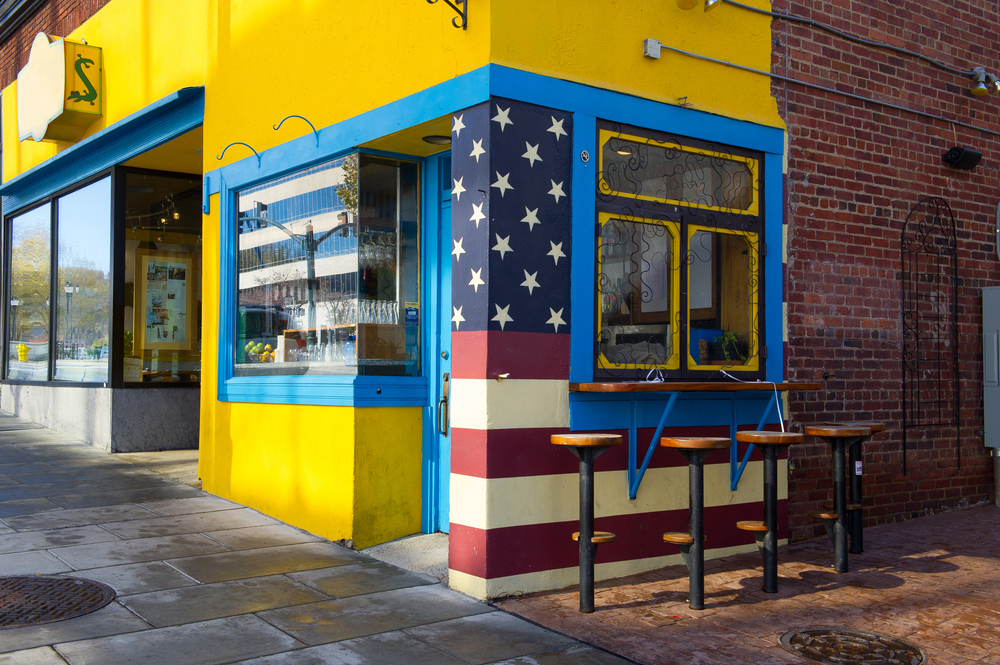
[599,217,677,369]
[7,204,51,380]
[601,134,755,211]
[235,154,420,378]
[123,171,203,383]
[55,178,111,382]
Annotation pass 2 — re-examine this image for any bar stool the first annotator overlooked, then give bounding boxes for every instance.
[734,430,804,593]
[804,425,871,573]
[551,433,622,613]
[660,436,731,610]
[824,420,885,554]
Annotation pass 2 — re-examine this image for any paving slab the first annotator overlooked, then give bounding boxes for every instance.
[2,504,156,531]
[257,584,494,645]
[121,574,330,627]
[0,549,73,574]
[49,485,203,509]
[65,560,200,596]
[403,611,577,664]
[53,615,304,665]
[51,533,231,569]
[288,561,437,598]
[0,482,100,501]
[202,524,321,551]
[0,463,59,474]
[168,541,367,584]
[240,631,470,665]
[139,495,243,516]
[0,602,150,654]
[0,647,69,664]
[100,507,279,540]
[0,525,121,554]
[0,497,63,518]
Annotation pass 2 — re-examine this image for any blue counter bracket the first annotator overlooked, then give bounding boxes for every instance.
[627,391,782,499]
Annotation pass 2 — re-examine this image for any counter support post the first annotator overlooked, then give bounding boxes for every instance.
[849,442,863,553]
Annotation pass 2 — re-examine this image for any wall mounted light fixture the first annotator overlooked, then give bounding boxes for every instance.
[942,146,982,170]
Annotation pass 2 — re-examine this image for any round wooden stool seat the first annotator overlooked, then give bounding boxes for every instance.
[804,426,871,438]
[736,520,767,532]
[735,431,804,445]
[809,510,838,520]
[572,531,616,544]
[551,433,622,448]
[824,421,885,433]
[663,532,695,544]
[660,436,732,450]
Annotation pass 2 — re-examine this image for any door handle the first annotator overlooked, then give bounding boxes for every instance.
[437,372,450,436]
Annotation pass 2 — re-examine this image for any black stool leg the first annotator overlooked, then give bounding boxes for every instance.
[683,449,711,610]
[832,439,848,573]
[572,446,610,613]
[848,439,864,554]
[761,446,785,593]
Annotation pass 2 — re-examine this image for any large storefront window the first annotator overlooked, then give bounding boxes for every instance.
[55,177,111,382]
[123,170,203,383]
[7,204,52,380]
[596,124,762,380]
[234,154,420,377]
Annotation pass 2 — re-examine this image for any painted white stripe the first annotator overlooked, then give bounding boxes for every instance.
[450,378,571,430]
[450,460,787,531]
[449,540,783,600]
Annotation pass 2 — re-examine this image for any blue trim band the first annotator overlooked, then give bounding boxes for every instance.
[2,87,205,214]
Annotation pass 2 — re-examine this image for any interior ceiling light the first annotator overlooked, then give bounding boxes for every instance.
[704,0,723,10]
[173,212,180,220]
[971,67,990,96]
[422,135,452,145]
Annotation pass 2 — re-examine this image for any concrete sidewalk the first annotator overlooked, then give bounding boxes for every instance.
[0,412,630,665]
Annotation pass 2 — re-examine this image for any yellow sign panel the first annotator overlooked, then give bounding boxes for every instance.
[17,33,102,143]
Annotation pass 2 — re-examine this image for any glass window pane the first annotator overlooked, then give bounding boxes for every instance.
[123,172,203,383]
[598,217,675,370]
[55,177,111,382]
[234,154,420,378]
[7,204,51,380]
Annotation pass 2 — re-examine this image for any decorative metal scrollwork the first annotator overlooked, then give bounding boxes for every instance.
[427,0,467,29]
[901,196,959,472]
[595,122,763,380]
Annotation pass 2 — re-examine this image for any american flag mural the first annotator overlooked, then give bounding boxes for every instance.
[449,98,573,337]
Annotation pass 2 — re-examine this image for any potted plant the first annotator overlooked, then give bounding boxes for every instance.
[709,330,748,365]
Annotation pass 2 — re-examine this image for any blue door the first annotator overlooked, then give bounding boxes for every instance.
[423,153,451,533]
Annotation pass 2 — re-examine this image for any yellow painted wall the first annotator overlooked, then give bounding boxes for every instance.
[490,0,783,129]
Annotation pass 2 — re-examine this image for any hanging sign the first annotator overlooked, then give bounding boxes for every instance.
[17,32,103,143]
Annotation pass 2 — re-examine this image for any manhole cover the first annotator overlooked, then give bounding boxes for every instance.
[779,626,927,665]
[0,576,116,629]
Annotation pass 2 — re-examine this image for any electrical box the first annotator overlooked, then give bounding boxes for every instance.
[983,287,1000,447]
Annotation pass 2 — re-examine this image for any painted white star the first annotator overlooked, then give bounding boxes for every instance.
[492,105,513,131]
[548,240,566,266]
[521,207,541,231]
[491,303,513,330]
[469,267,485,293]
[522,142,542,167]
[547,307,567,333]
[452,114,465,138]
[470,138,485,163]
[521,270,540,295]
[470,202,486,228]
[547,116,567,141]
[548,180,566,203]
[452,305,465,330]
[492,234,512,260]
[452,237,466,262]
[491,172,513,197]
[452,176,466,202]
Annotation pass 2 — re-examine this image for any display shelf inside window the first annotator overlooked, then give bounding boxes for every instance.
[234,154,420,378]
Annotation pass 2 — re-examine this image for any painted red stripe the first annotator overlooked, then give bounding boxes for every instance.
[451,425,784,479]
[452,331,570,380]
[450,501,788,579]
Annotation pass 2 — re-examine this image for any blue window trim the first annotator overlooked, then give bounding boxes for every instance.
[210,64,785,407]
[1,87,205,215]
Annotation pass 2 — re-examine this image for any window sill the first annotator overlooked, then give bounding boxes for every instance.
[218,375,429,407]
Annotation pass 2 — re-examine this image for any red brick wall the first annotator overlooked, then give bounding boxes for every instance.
[773,0,998,540]
[0,0,108,88]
